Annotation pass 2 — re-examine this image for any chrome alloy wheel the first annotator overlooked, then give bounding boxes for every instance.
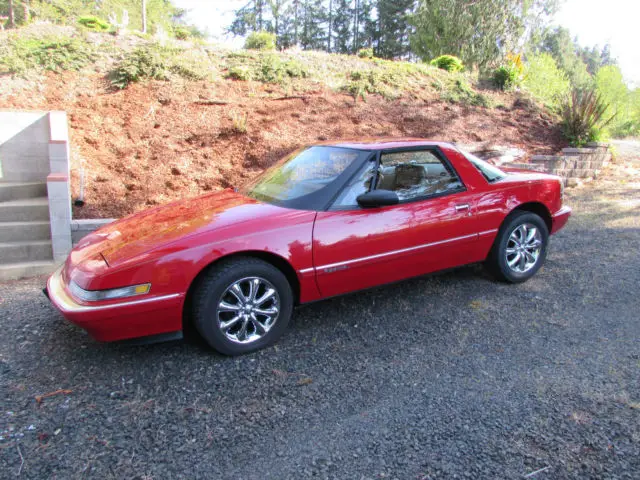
[216,277,280,344]
[505,223,543,273]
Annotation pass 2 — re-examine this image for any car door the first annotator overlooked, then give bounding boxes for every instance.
[312,147,482,298]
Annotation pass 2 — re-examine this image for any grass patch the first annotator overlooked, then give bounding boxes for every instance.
[342,60,453,101]
[109,43,208,89]
[226,65,252,81]
[442,78,492,107]
[0,35,95,75]
[0,26,501,111]
[230,111,249,133]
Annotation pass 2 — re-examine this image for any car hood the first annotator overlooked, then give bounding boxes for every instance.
[73,189,296,268]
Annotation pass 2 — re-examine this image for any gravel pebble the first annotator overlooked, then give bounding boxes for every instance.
[1,164,639,479]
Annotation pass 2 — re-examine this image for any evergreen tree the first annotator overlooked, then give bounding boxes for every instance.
[268,0,287,39]
[331,0,353,53]
[229,0,269,36]
[356,0,376,51]
[411,0,559,68]
[299,0,326,50]
[376,0,415,58]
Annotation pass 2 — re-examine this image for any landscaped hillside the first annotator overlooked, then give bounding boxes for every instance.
[0,23,566,219]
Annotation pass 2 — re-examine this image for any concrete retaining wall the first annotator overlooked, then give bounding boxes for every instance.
[46,112,73,261]
[0,110,73,262]
[0,111,51,182]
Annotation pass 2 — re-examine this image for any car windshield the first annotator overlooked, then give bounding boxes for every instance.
[461,150,507,183]
[241,146,366,209]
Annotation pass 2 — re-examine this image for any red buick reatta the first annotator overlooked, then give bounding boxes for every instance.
[46,139,571,355]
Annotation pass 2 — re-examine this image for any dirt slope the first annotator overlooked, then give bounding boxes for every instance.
[1,72,566,218]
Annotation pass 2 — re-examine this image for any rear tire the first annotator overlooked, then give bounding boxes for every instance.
[486,211,549,283]
[191,257,293,355]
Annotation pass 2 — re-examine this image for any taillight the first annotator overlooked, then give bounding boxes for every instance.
[558,178,564,203]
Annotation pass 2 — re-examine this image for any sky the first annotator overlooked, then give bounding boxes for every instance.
[554,0,640,86]
[174,0,640,86]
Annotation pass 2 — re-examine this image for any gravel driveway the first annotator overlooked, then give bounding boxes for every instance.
[611,139,640,164]
[1,163,639,479]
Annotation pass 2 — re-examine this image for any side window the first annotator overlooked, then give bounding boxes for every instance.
[332,160,377,208]
[376,150,463,201]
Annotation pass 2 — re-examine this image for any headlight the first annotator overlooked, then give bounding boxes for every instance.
[69,281,151,302]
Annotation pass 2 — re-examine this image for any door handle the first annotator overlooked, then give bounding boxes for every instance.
[455,204,470,211]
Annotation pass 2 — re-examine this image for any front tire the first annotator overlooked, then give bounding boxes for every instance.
[191,257,293,355]
[487,211,549,283]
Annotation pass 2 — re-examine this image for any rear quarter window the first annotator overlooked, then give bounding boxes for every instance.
[461,150,507,183]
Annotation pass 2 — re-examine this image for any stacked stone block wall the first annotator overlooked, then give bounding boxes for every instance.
[525,142,611,186]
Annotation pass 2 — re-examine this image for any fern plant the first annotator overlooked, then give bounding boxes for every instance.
[560,89,616,146]
[110,45,168,89]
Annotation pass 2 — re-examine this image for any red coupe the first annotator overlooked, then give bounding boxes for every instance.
[46,139,571,355]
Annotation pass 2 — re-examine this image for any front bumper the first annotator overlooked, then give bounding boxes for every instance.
[45,266,184,342]
[551,205,572,234]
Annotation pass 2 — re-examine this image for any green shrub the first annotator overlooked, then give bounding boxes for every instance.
[493,53,524,90]
[259,55,285,82]
[560,89,616,146]
[0,36,95,75]
[443,78,491,107]
[357,47,374,59]
[429,55,464,72]
[345,70,388,101]
[493,67,514,90]
[77,15,110,31]
[626,88,640,137]
[523,53,571,107]
[109,44,206,89]
[226,65,252,81]
[283,58,308,78]
[110,45,169,89]
[244,31,277,51]
[173,27,190,40]
[595,65,632,137]
[257,55,308,83]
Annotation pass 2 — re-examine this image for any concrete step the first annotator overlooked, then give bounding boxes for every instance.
[0,261,58,282]
[0,240,53,264]
[0,197,49,222]
[0,182,47,202]
[0,221,51,242]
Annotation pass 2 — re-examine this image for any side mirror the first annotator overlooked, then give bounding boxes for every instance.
[356,189,399,208]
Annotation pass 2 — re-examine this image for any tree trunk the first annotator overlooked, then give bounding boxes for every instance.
[293,0,299,45]
[327,0,332,52]
[8,0,15,28]
[257,0,264,30]
[22,0,30,24]
[352,0,359,53]
[141,0,147,33]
